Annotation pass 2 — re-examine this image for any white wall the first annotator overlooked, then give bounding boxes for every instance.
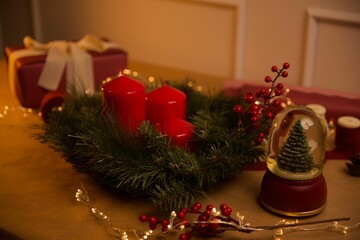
[34,0,360,94]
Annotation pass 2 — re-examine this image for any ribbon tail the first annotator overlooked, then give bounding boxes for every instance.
[37,46,68,91]
[66,44,94,94]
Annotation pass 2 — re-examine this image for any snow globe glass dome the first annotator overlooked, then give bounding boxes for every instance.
[267,105,328,180]
[259,105,328,217]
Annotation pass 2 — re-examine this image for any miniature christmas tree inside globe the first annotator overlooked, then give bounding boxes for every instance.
[267,105,327,180]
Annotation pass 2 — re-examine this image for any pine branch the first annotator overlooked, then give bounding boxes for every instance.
[33,85,266,211]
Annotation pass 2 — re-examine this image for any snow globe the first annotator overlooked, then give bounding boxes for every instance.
[259,105,328,217]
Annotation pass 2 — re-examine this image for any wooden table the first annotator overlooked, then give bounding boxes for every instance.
[0,109,359,240]
[0,59,359,240]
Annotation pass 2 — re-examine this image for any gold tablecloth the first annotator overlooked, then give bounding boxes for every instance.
[1,59,359,240]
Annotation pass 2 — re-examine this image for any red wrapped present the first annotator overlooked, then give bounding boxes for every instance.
[5,35,128,108]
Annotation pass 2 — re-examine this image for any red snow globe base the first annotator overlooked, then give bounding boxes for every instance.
[259,170,327,217]
[259,106,328,217]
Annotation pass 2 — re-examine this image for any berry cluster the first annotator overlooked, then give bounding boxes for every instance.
[139,202,235,240]
[138,213,172,232]
[233,62,290,144]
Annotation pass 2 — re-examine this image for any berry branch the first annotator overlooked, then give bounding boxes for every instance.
[138,202,238,239]
[75,187,358,240]
[233,62,290,144]
[137,201,353,240]
[263,62,290,106]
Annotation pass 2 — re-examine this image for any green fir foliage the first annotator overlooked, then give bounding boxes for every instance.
[34,81,265,212]
[277,120,315,172]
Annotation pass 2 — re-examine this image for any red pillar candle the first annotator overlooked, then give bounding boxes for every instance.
[102,75,145,133]
[160,117,194,150]
[146,85,186,127]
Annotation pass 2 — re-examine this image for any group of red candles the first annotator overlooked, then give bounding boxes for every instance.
[102,75,194,150]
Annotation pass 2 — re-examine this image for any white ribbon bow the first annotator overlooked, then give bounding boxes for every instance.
[8,34,120,95]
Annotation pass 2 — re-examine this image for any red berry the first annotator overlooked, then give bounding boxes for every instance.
[271,66,278,72]
[221,207,232,216]
[251,104,260,111]
[194,202,201,208]
[245,93,255,103]
[177,210,186,219]
[266,128,271,134]
[220,203,228,211]
[198,214,208,221]
[233,105,243,114]
[283,62,290,69]
[180,208,188,214]
[255,137,263,144]
[276,83,284,90]
[139,214,147,222]
[191,206,199,213]
[161,219,169,227]
[251,110,258,116]
[258,132,265,138]
[281,71,288,77]
[272,100,280,107]
[206,204,214,211]
[148,216,157,225]
[262,93,270,99]
[251,116,258,122]
[161,226,168,232]
[264,75,272,82]
[260,88,267,95]
[179,233,188,240]
[179,219,190,227]
[149,223,157,230]
[275,89,282,96]
[191,202,202,213]
[203,209,212,217]
[265,111,273,119]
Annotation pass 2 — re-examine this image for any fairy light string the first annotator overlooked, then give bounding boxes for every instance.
[75,186,360,240]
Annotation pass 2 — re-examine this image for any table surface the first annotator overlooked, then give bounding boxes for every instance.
[1,59,360,240]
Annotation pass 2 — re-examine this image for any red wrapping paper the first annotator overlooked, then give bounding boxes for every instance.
[5,46,127,108]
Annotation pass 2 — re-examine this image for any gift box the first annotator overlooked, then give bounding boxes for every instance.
[5,36,128,108]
